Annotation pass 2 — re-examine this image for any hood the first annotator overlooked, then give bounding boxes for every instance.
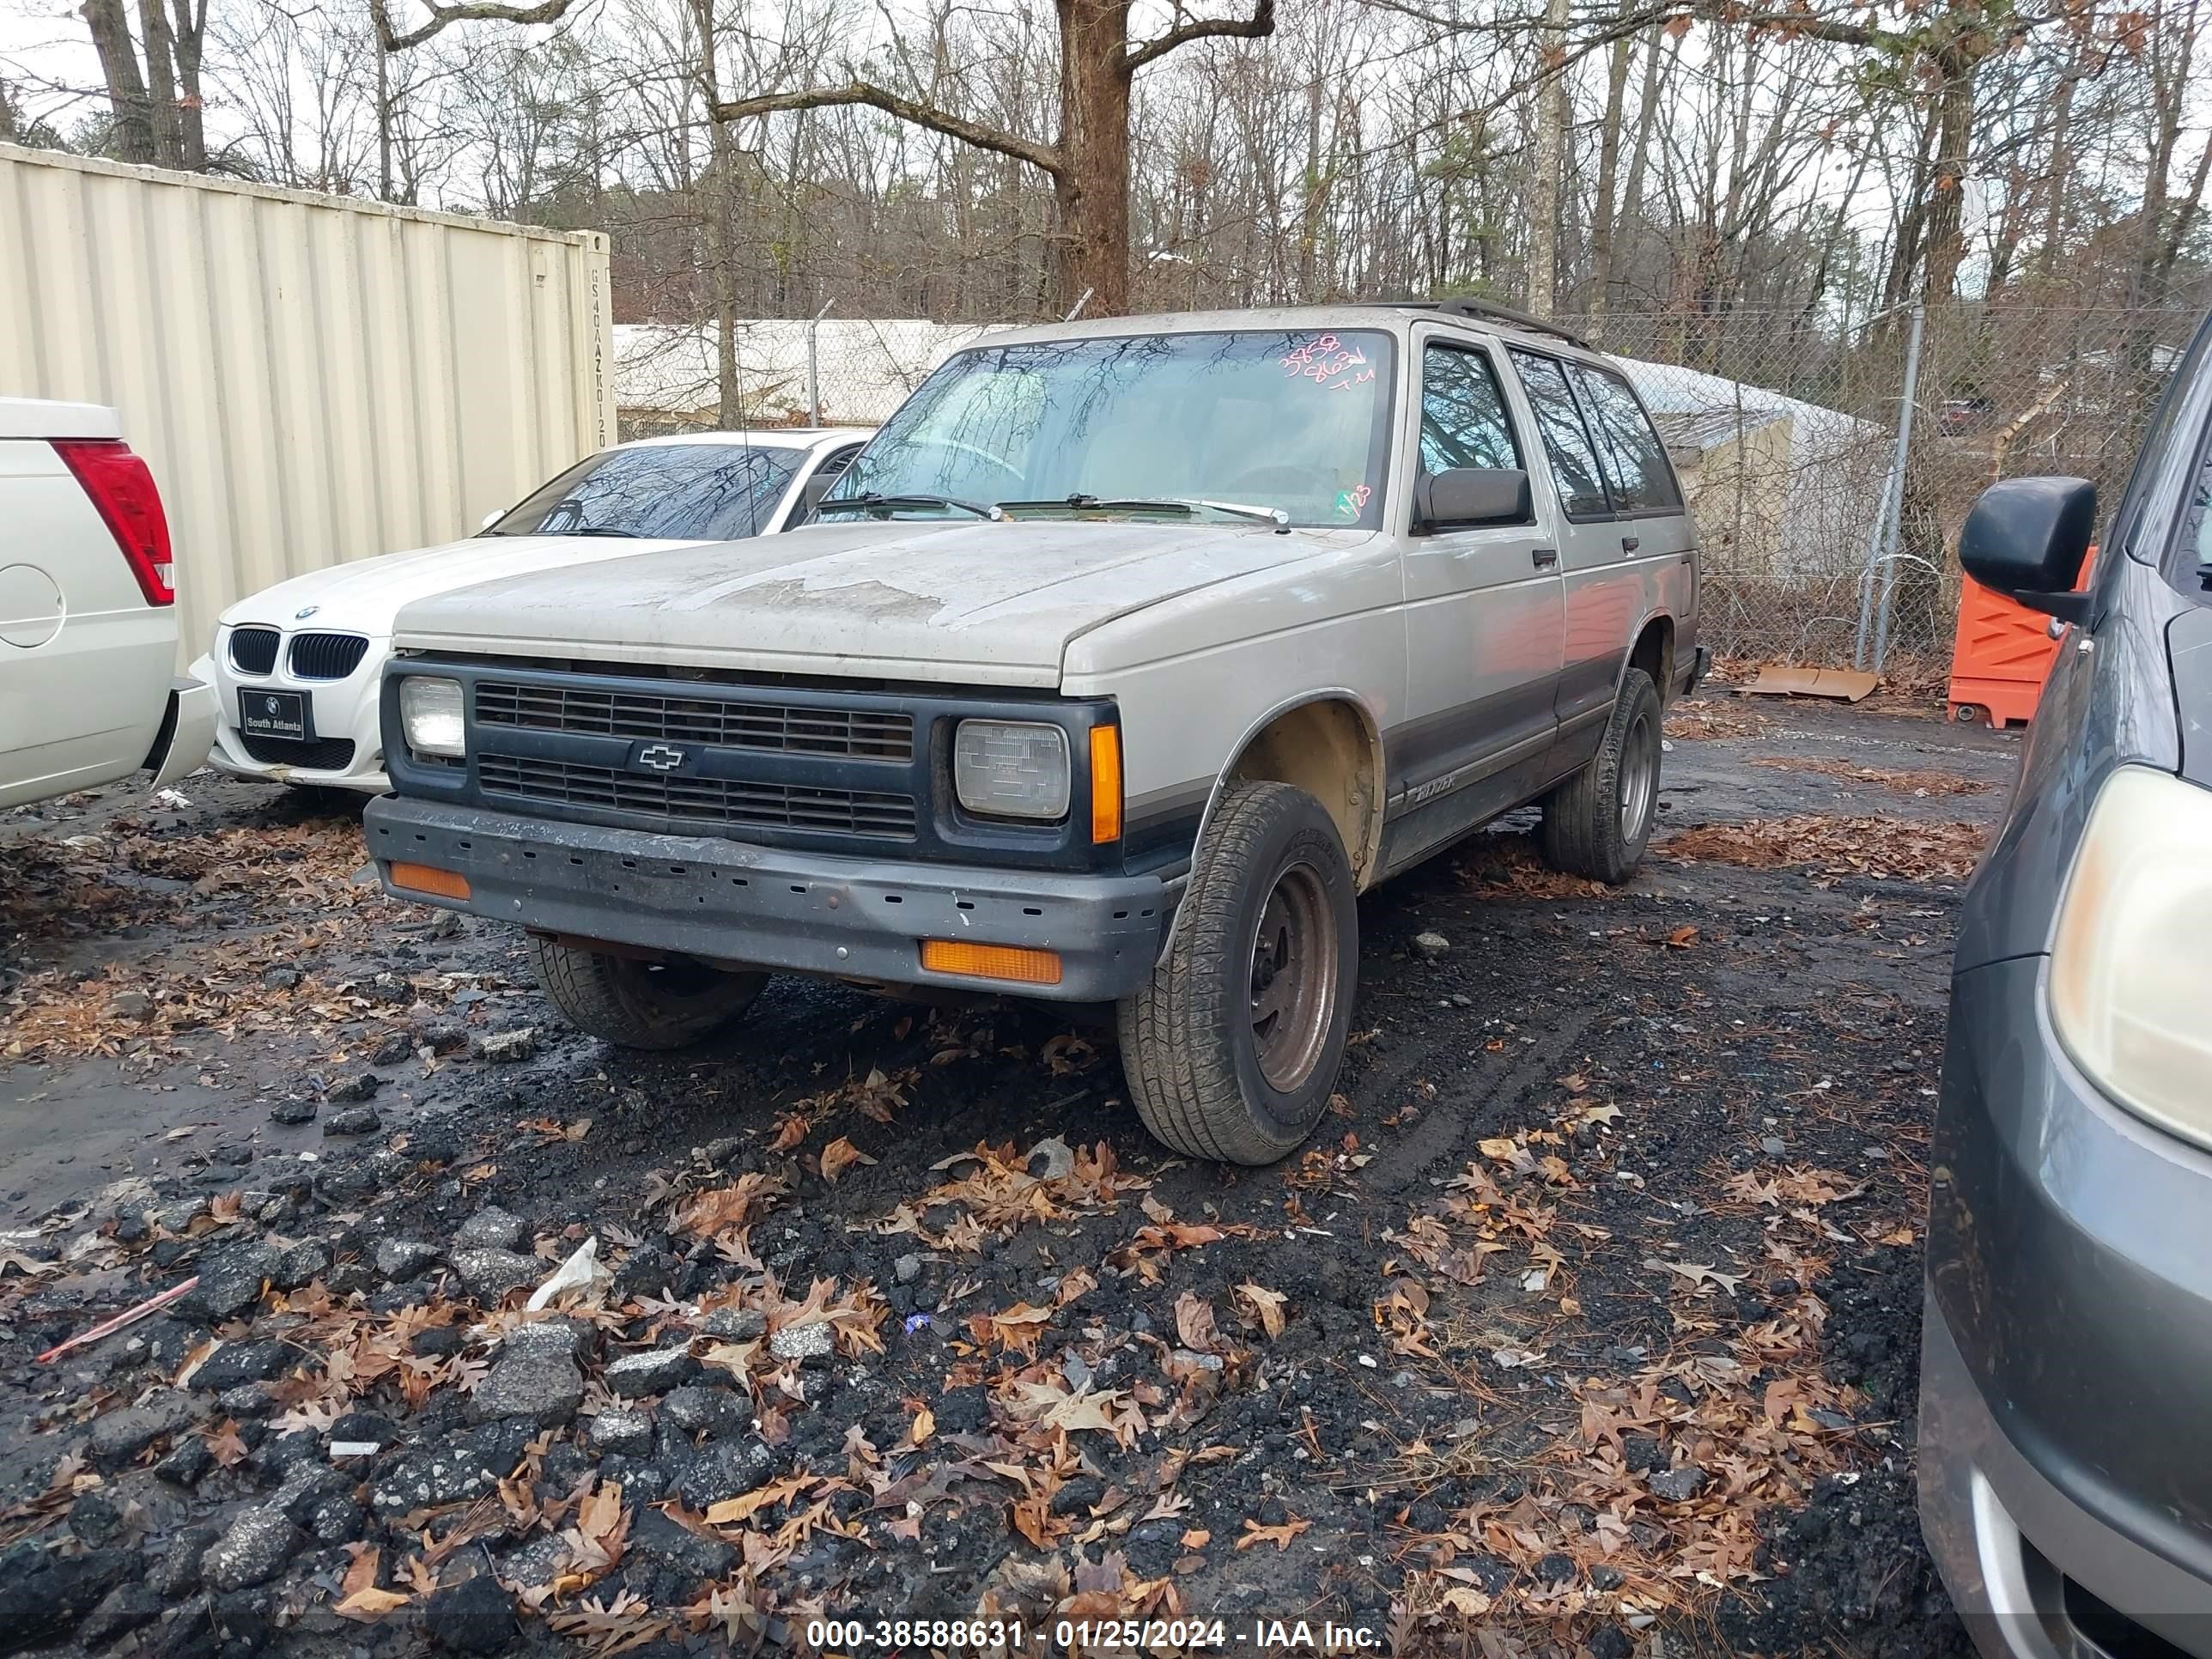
[221,535,707,638]
[392,520,1363,687]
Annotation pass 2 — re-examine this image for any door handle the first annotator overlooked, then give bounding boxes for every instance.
[1531,546,1559,568]
[1620,535,1641,554]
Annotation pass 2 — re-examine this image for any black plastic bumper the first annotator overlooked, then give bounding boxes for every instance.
[364,795,1171,1002]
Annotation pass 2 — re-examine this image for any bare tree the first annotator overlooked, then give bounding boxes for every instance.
[710,0,1278,314]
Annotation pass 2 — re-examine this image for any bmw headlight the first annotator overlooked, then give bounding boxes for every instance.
[398,676,466,760]
[953,720,1070,820]
[2049,765,2212,1149]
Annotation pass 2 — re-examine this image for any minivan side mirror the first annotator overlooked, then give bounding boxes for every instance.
[1413,467,1533,532]
[479,509,503,532]
[1959,477,2097,623]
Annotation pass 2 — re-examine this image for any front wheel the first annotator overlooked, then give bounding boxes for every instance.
[1540,667,1662,884]
[1117,781,1358,1165]
[527,936,766,1050]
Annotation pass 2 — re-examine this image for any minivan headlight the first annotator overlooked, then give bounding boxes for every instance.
[953,720,1070,820]
[398,676,466,759]
[2049,765,2212,1149]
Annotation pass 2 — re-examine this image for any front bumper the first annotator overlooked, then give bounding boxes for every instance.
[364,795,1170,1002]
[196,635,392,792]
[1920,953,2212,1658]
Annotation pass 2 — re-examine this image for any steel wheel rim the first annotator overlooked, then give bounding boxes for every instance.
[1248,861,1338,1094]
[1620,709,1657,844]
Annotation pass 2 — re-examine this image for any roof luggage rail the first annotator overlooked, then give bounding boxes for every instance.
[1362,296,1594,352]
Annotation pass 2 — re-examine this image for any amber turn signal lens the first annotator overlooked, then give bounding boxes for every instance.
[388,860,471,901]
[920,939,1063,986]
[1089,724,1122,844]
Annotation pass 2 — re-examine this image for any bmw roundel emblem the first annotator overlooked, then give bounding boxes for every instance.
[264,696,283,714]
[295,604,319,619]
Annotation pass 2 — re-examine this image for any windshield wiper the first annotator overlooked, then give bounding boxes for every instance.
[566,526,642,538]
[1000,493,1291,529]
[815,491,1003,522]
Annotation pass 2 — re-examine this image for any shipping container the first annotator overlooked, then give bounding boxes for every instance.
[0,142,617,665]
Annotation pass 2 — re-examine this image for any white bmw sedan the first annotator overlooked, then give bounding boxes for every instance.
[191,428,869,793]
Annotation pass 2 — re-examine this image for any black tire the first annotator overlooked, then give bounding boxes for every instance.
[1540,666,1662,884]
[1117,781,1358,1165]
[526,936,766,1050]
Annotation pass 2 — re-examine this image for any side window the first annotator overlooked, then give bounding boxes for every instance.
[1509,350,1612,519]
[1419,344,1522,476]
[1568,364,1681,512]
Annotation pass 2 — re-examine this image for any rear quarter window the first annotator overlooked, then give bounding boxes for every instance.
[1568,363,1682,513]
[1508,350,1612,519]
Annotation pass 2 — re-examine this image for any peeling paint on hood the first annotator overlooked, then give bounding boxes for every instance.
[393,519,1365,686]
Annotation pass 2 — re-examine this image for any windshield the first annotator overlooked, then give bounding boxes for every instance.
[486,443,805,541]
[829,330,1395,529]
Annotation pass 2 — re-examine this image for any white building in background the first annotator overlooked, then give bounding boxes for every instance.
[1615,360,1888,580]
[615,319,1012,430]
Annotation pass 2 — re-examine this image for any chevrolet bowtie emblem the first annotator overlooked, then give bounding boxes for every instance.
[635,744,687,772]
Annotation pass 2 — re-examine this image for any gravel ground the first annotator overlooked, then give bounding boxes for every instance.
[0,690,2017,1658]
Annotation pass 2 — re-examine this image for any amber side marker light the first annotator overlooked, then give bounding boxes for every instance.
[1090,724,1123,844]
[388,861,471,902]
[920,939,1063,987]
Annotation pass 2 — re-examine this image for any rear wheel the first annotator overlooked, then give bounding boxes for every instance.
[527,936,766,1050]
[1117,781,1358,1165]
[1540,667,1662,884]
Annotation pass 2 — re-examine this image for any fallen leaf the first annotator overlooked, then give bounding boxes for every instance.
[1235,1282,1287,1339]
[1174,1291,1224,1354]
[819,1137,874,1184]
[1646,1256,1748,1295]
[334,1586,410,1620]
[909,1407,933,1447]
[1237,1516,1312,1551]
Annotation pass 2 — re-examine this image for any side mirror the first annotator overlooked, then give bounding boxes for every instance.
[1960,477,2097,623]
[1413,467,1533,532]
[799,473,838,518]
[479,509,503,532]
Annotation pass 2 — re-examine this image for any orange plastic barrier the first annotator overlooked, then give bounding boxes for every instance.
[1946,544,2096,730]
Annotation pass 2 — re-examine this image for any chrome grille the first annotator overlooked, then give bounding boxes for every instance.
[288,632,370,679]
[229,626,280,675]
[474,680,912,762]
[477,753,916,839]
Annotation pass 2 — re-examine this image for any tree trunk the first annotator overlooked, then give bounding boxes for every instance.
[1918,38,1979,306]
[136,0,181,164]
[1523,0,1570,317]
[1054,0,1133,315]
[170,0,204,169]
[376,29,393,199]
[1586,21,1634,337]
[690,0,741,426]
[2033,44,2079,279]
[81,0,156,164]
[1614,25,1667,299]
[1298,70,1322,301]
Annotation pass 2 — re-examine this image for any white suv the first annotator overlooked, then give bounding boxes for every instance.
[0,398,214,811]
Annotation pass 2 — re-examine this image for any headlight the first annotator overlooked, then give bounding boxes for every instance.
[953,720,1070,820]
[398,676,466,759]
[2049,765,2212,1149]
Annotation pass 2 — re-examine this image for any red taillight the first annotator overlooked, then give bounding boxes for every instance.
[52,439,174,606]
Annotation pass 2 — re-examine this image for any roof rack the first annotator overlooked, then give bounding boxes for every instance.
[1361,296,1593,352]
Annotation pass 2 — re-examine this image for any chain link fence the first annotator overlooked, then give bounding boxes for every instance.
[1570,304,2196,676]
[616,305,2197,678]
